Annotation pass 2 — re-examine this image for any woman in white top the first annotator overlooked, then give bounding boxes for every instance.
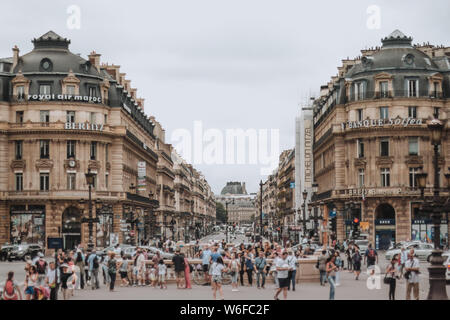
[227,253,240,292]
[211,256,226,300]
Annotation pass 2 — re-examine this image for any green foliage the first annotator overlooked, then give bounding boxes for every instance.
[216,201,227,223]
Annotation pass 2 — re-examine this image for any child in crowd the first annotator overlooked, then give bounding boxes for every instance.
[149,266,157,288]
[158,259,167,289]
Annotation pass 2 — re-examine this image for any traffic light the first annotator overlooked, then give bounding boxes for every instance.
[328,217,337,232]
[352,218,360,239]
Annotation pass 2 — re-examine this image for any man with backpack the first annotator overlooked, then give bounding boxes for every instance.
[87,250,100,290]
[364,244,378,268]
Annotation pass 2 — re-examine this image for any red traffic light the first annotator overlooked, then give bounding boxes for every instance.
[353,218,359,224]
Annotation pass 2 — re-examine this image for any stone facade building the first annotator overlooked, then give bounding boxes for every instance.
[216,182,256,226]
[311,30,450,249]
[0,31,215,250]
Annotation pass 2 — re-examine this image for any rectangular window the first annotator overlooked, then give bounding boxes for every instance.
[355,82,365,100]
[104,114,108,124]
[40,110,50,123]
[15,141,23,160]
[39,84,51,95]
[15,173,23,191]
[358,169,365,187]
[17,86,25,99]
[67,140,76,158]
[67,173,76,190]
[409,168,418,188]
[407,79,418,97]
[16,111,24,123]
[357,139,365,158]
[433,82,440,98]
[40,140,50,159]
[357,109,363,122]
[380,107,389,120]
[105,174,109,189]
[90,142,97,160]
[67,85,76,95]
[40,173,49,191]
[380,81,389,97]
[381,168,390,187]
[408,137,418,155]
[408,106,417,118]
[88,87,97,97]
[66,111,75,123]
[380,138,389,157]
[90,112,96,124]
[434,107,440,118]
[105,144,109,162]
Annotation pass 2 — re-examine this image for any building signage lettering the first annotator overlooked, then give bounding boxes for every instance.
[346,188,419,197]
[341,117,422,130]
[375,219,395,225]
[65,122,104,131]
[27,94,102,103]
[304,126,313,184]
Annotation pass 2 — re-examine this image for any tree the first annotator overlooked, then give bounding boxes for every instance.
[216,202,226,224]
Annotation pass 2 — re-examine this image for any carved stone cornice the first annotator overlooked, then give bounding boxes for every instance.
[35,159,54,170]
[375,156,393,166]
[88,160,101,171]
[11,160,26,170]
[354,158,367,168]
[404,155,423,167]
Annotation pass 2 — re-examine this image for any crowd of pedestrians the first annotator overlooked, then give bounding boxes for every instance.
[0,235,426,301]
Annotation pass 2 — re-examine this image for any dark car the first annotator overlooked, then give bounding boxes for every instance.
[8,244,43,261]
[0,245,15,261]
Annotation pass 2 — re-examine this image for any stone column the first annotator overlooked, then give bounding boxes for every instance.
[336,202,345,242]
[113,202,123,244]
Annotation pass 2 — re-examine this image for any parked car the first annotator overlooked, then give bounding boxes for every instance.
[99,244,132,257]
[8,244,43,261]
[141,246,174,259]
[385,242,434,261]
[0,245,16,261]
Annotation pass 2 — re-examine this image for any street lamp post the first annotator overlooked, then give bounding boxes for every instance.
[128,183,139,245]
[82,168,99,251]
[415,115,449,300]
[225,199,234,244]
[302,190,308,239]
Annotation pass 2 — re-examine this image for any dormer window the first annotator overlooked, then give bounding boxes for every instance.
[67,85,75,95]
[40,58,53,72]
[406,79,418,97]
[39,84,51,95]
[354,82,365,101]
[380,81,389,98]
[88,86,97,97]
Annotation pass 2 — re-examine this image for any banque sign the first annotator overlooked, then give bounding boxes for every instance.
[27,94,102,104]
[341,117,422,130]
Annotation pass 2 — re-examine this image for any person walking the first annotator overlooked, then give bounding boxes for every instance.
[318,250,328,286]
[273,251,290,300]
[118,253,129,287]
[287,251,297,291]
[334,251,342,286]
[255,251,267,289]
[87,250,100,290]
[74,249,85,289]
[352,247,362,280]
[60,264,75,300]
[24,265,38,300]
[108,252,118,292]
[385,255,399,300]
[2,271,22,300]
[201,245,212,285]
[345,244,354,272]
[244,253,254,287]
[326,255,338,300]
[172,248,185,289]
[183,254,192,289]
[239,252,246,286]
[228,253,240,292]
[364,244,378,269]
[46,261,60,300]
[211,256,226,300]
[404,249,420,300]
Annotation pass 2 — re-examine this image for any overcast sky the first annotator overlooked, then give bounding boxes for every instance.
[1,0,449,194]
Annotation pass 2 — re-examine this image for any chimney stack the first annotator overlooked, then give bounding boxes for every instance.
[88,51,101,72]
[12,45,20,71]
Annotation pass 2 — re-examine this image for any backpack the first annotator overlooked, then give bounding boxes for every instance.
[367,249,376,261]
[93,256,99,269]
[3,280,17,300]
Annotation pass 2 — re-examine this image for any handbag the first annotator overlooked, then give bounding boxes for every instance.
[383,273,391,284]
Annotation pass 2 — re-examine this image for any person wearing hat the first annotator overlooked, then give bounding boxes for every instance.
[46,260,60,300]
[60,264,75,300]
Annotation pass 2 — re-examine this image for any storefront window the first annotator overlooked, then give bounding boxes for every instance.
[10,205,45,245]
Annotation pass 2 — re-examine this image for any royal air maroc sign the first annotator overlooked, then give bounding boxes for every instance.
[341,117,422,130]
[27,94,102,104]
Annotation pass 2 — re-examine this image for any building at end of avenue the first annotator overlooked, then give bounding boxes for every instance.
[0,31,215,250]
[311,30,449,249]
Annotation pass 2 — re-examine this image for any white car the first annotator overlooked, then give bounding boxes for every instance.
[385,243,434,261]
[443,252,450,283]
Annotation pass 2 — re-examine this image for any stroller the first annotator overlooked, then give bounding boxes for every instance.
[33,286,50,300]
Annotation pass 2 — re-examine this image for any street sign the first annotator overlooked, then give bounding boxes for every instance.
[47,237,63,249]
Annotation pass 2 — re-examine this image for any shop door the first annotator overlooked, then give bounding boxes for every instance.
[64,234,81,251]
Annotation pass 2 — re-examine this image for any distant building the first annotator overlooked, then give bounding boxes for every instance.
[216,182,255,226]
